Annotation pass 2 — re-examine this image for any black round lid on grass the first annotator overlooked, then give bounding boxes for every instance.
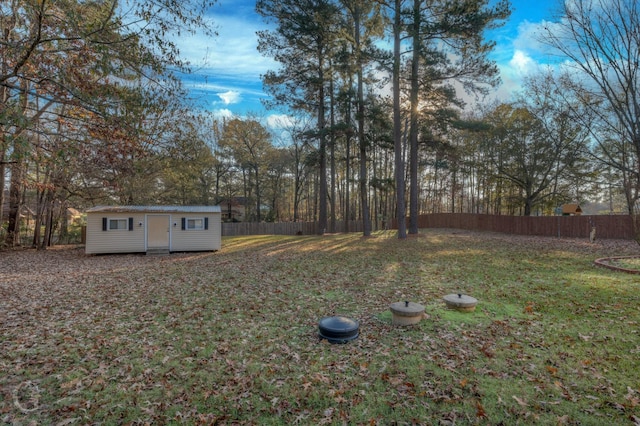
[318,316,359,344]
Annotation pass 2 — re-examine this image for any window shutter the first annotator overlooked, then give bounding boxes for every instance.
[181,217,186,230]
[204,217,209,230]
[102,217,107,231]
[128,217,134,231]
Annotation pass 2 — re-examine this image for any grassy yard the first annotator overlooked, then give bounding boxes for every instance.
[1,229,639,425]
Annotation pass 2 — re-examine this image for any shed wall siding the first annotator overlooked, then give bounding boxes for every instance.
[86,212,146,254]
[86,210,221,254]
[172,213,221,251]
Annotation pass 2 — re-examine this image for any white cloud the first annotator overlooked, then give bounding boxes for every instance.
[218,90,241,105]
[486,16,562,104]
[174,14,276,82]
[509,50,536,75]
[513,20,546,54]
[212,108,234,119]
[511,19,572,65]
[266,114,294,129]
[171,4,276,115]
[485,50,537,103]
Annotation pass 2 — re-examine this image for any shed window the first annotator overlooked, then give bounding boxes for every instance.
[186,218,204,230]
[108,218,129,230]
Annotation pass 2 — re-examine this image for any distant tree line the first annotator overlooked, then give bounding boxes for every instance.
[2,0,640,248]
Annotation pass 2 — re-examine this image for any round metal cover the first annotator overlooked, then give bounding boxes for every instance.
[318,316,359,344]
[443,293,478,311]
[389,301,425,317]
[389,301,426,326]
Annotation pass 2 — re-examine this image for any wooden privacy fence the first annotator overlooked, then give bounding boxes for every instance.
[221,220,366,237]
[222,214,637,239]
[395,213,636,240]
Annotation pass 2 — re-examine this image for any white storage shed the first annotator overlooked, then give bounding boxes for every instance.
[85,206,221,255]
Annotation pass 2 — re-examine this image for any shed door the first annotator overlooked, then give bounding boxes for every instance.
[147,215,170,249]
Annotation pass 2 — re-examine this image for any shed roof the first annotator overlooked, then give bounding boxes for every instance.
[86,205,221,214]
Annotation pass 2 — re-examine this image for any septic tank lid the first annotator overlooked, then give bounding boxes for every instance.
[318,316,359,344]
[389,301,425,326]
[389,301,425,317]
[443,293,478,311]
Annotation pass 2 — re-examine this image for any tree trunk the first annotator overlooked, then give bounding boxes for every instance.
[524,198,532,216]
[408,0,420,234]
[344,76,353,233]
[0,25,11,231]
[294,151,301,222]
[317,52,328,235]
[39,188,55,249]
[355,5,371,237]
[33,183,46,248]
[393,0,406,239]
[255,166,261,222]
[5,80,30,247]
[329,70,337,233]
[6,161,24,247]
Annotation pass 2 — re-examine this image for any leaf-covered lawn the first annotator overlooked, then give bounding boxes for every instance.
[1,229,639,425]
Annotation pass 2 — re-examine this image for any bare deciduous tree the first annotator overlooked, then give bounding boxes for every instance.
[541,0,640,226]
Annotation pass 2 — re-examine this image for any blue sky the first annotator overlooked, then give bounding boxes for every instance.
[175,0,563,122]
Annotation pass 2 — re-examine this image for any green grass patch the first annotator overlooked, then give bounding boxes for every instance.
[431,300,526,325]
[610,256,640,270]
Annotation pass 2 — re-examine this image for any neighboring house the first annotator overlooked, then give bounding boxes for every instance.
[2,191,79,224]
[562,204,583,216]
[217,197,246,222]
[66,207,83,224]
[85,205,221,255]
[1,191,35,223]
[216,197,272,222]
